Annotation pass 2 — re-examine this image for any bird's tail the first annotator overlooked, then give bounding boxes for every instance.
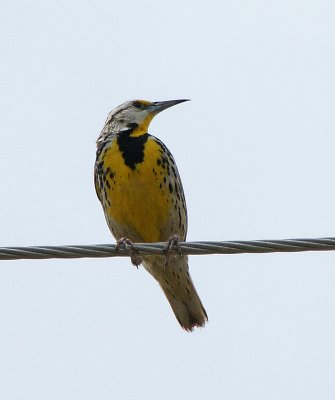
[143,255,208,331]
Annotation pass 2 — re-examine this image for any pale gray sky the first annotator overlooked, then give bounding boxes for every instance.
[1,0,335,399]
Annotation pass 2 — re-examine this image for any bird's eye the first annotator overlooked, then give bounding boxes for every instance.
[133,101,142,109]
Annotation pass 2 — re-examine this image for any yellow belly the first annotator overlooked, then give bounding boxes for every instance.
[99,137,181,243]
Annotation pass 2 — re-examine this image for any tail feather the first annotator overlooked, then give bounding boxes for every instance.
[143,254,208,331]
[160,283,208,331]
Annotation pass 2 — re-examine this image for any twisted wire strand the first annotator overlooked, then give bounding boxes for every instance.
[1,237,335,261]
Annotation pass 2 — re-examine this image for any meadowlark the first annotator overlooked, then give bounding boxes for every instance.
[94,99,208,331]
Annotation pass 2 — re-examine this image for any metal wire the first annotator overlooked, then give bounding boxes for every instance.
[1,237,335,261]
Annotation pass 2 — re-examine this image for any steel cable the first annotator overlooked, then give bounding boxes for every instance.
[1,237,335,261]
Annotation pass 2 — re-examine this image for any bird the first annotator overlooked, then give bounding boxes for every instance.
[94,99,208,331]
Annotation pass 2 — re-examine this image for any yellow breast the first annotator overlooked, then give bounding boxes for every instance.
[95,134,186,243]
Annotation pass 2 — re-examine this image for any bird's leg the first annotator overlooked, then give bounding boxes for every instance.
[116,237,142,268]
[164,234,183,268]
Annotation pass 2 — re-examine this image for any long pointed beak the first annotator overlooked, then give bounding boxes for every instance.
[150,99,190,113]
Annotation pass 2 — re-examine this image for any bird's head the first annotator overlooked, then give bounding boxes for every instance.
[101,99,189,137]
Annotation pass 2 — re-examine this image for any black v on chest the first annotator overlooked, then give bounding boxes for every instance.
[117,132,149,170]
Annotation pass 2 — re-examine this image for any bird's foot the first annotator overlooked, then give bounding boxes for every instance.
[116,237,142,268]
[164,234,183,268]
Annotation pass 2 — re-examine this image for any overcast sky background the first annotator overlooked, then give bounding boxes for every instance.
[1,0,335,399]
